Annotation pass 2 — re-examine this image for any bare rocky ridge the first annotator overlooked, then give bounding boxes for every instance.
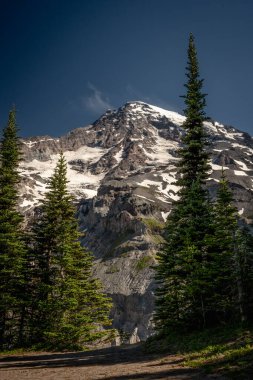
[18,101,253,342]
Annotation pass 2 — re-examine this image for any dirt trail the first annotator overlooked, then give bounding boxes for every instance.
[0,344,223,379]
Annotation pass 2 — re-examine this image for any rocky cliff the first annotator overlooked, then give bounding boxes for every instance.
[18,101,253,342]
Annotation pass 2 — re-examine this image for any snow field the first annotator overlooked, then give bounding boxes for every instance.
[20,145,108,207]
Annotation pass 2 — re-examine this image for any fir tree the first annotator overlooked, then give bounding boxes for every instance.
[209,170,253,323]
[0,108,27,348]
[234,226,253,323]
[155,34,213,332]
[31,153,113,349]
[178,32,210,192]
[207,169,239,324]
[155,180,213,331]
[210,169,253,324]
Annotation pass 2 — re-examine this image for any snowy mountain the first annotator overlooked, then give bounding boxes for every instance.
[20,101,253,217]
[19,101,253,341]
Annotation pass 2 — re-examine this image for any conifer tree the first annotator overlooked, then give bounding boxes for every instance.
[178,33,210,192]
[0,108,27,348]
[234,226,253,323]
[210,169,253,324]
[155,180,213,331]
[155,34,213,332]
[207,169,239,323]
[31,153,113,349]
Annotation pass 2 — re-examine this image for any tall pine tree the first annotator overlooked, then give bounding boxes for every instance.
[213,170,253,322]
[210,169,253,324]
[207,169,239,324]
[234,225,253,323]
[178,33,210,191]
[155,34,213,332]
[31,153,113,349]
[0,108,27,348]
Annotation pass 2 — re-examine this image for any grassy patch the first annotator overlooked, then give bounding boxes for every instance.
[151,234,166,244]
[103,232,132,259]
[0,348,29,356]
[142,217,164,233]
[145,325,253,379]
[105,264,120,274]
[135,255,153,271]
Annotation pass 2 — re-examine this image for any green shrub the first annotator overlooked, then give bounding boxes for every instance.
[135,255,153,271]
[142,217,164,233]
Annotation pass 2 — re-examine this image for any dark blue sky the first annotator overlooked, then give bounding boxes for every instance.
[1,0,253,137]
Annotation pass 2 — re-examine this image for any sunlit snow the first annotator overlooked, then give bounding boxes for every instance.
[210,163,229,171]
[161,211,170,222]
[23,138,59,147]
[20,145,108,206]
[234,159,250,171]
[114,147,124,163]
[126,101,185,126]
[142,135,179,163]
[135,194,155,203]
[147,104,185,125]
[234,170,247,176]
[135,175,179,202]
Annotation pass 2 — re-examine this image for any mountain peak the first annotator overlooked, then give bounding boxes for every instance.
[119,101,186,126]
[19,100,253,217]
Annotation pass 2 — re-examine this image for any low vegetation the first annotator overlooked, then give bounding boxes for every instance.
[141,217,164,233]
[146,325,253,378]
[104,231,134,259]
[105,264,120,274]
[135,255,153,271]
[151,233,165,245]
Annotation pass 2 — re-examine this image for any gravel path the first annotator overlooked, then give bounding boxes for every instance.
[0,344,224,379]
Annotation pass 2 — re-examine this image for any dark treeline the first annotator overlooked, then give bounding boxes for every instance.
[0,111,113,350]
[154,34,253,335]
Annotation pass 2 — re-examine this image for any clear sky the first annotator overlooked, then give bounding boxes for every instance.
[0,0,253,137]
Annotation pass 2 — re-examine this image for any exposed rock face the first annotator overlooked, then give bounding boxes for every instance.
[18,101,253,341]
